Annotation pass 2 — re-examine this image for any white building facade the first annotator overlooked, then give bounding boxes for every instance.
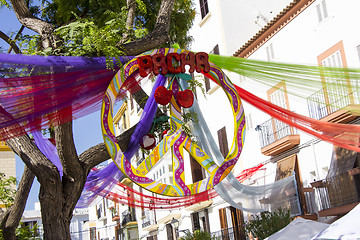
[96,0,360,239]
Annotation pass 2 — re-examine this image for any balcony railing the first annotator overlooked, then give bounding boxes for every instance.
[211,225,245,240]
[311,171,360,213]
[256,118,297,148]
[307,83,360,120]
[121,210,136,226]
[303,188,318,215]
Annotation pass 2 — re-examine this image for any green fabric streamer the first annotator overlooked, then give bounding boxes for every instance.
[208,54,360,116]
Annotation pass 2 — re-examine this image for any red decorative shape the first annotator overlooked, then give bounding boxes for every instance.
[140,133,156,150]
[137,55,153,77]
[154,86,173,105]
[152,54,168,75]
[161,129,169,138]
[195,52,210,73]
[180,52,195,73]
[167,53,181,74]
[177,89,194,108]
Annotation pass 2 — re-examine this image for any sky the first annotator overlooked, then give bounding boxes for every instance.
[0,5,109,210]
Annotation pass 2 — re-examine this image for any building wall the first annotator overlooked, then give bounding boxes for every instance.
[246,0,360,185]
[0,146,16,178]
[108,1,360,239]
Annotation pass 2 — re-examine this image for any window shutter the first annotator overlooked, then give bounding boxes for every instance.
[190,154,204,182]
[129,95,134,110]
[191,212,200,231]
[217,127,229,158]
[213,44,220,55]
[166,223,173,240]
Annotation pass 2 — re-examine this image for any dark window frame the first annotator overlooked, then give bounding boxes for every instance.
[199,0,209,19]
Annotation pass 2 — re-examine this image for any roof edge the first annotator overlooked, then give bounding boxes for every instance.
[233,0,316,58]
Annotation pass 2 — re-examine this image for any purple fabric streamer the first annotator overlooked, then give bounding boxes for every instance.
[0,53,134,77]
[32,131,63,179]
[0,54,134,140]
[76,75,167,207]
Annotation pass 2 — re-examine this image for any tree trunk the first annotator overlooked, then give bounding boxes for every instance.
[6,0,177,238]
[39,177,72,240]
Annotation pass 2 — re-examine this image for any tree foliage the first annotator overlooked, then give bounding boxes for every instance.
[0,223,40,240]
[18,0,194,57]
[180,230,215,240]
[243,208,293,240]
[0,173,16,209]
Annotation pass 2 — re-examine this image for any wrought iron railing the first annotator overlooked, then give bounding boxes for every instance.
[311,172,360,211]
[256,118,297,148]
[121,210,136,226]
[307,83,360,120]
[211,225,245,240]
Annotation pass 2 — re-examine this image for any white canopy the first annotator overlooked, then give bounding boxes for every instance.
[310,203,360,240]
[264,217,329,240]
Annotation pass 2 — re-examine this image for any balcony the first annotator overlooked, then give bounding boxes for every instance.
[307,83,360,123]
[0,141,11,151]
[211,225,246,240]
[121,209,137,227]
[310,171,360,217]
[256,118,300,156]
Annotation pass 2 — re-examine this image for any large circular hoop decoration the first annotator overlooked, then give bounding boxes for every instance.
[101,48,246,197]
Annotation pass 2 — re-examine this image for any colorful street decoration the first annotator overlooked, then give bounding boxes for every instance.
[101,48,246,196]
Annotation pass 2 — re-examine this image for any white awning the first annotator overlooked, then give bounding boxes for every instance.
[157,213,181,224]
[184,200,213,212]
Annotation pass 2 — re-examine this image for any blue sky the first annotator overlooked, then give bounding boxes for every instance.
[0,5,110,210]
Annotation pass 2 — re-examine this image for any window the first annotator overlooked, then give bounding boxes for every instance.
[316,0,328,23]
[310,171,317,182]
[96,201,106,219]
[129,95,134,110]
[191,209,210,233]
[199,0,209,19]
[205,45,220,93]
[217,127,229,158]
[190,154,205,183]
[245,114,253,132]
[322,166,329,177]
[321,50,348,113]
[166,223,174,240]
[90,227,96,240]
[267,82,293,140]
[136,102,141,113]
[266,43,275,61]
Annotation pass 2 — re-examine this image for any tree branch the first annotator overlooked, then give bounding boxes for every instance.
[54,121,81,181]
[9,0,57,49]
[1,166,35,240]
[0,30,21,54]
[117,0,175,55]
[118,0,136,45]
[79,124,136,172]
[7,25,25,53]
[5,135,59,183]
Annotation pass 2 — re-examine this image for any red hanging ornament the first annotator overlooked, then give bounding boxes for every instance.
[154,86,173,105]
[177,89,194,108]
[140,133,156,150]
